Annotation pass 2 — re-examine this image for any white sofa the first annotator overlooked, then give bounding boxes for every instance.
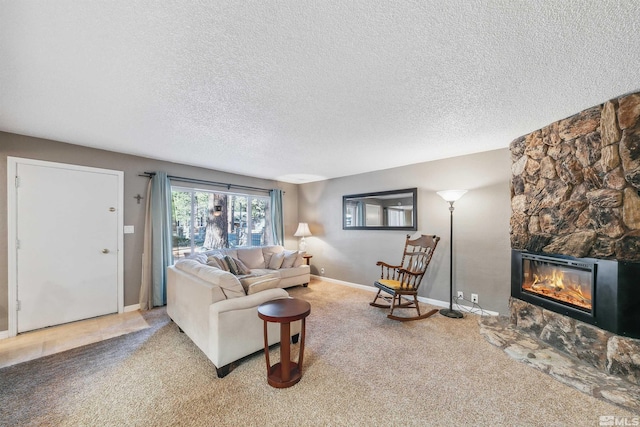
[166,245,309,377]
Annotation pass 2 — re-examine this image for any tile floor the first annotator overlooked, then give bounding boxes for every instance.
[0,310,149,369]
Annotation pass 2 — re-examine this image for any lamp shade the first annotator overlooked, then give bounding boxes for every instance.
[437,190,467,202]
[294,222,312,237]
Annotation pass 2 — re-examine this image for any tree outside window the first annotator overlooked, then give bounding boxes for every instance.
[171,187,271,259]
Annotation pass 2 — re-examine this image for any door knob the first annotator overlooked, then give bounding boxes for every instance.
[102,249,110,254]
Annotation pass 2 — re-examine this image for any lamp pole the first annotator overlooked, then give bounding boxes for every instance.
[436,190,466,319]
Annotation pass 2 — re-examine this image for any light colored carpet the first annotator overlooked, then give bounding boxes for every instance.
[1,280,636,426]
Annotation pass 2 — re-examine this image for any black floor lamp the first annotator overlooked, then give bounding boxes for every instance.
[436,190,467,319]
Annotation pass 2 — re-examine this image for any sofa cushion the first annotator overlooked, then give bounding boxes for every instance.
[268,251,285,269]
[191,253,208,264]
[247,268,273,276]
[277,265,308,279]
[281,250,298,268]
[262,245,284,255]
[237,247,265,269]
[246,277,281,295]
[219,249,238,259]
[238,273,279,294]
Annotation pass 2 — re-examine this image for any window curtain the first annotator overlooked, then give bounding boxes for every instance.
[139,172,173,309]
[270,189,284,246]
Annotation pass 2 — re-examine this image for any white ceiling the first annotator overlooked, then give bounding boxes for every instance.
[1,1,639,183]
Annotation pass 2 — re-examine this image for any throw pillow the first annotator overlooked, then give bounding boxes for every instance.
[263,253,273,268]
[281,250,298,268]
[206,256,222,269]
[214,255,230,271]
[233,257,251,275]
[268,251,285,269]
[224,255,240,275]
[293,251,305,267]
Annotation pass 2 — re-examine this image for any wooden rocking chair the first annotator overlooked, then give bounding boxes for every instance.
[370,234,440,321]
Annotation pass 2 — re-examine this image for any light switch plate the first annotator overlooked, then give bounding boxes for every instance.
[124,225,135,234]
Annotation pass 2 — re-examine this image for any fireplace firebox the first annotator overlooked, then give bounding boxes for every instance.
[511,250,640,339]
[521,253,594,314]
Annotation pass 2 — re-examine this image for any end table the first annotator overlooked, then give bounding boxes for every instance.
[257,298,311,388]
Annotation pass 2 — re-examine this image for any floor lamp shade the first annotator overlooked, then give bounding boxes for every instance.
[436,190,467,202]
[437,190,466,319]
[294,222,312,252]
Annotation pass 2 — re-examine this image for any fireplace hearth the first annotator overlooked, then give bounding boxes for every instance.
[511,250,640,339]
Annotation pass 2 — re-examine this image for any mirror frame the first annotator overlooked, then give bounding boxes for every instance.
[342,188,418,231]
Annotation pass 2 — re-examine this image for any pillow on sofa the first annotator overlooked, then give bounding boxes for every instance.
[233,257,251,275]
[268,252,285,269]
[293,251,305,267]
[224,255,251,276]
[206,256,225,270]
[281,250,298,268]
[209,255,230,271]
[263,252,273,268]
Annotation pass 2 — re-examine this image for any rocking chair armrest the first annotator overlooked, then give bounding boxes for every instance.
[376,261,401,269]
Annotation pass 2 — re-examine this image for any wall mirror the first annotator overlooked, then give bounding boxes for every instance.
[343,188,417,230]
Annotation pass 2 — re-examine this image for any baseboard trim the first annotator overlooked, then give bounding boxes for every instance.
[0,330,8,340]
[124,304,140,313]
[310,275,499,316]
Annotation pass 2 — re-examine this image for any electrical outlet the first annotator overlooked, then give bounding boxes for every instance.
[320,267,325,275]
[471,293,479,304]
[456,291,464,300]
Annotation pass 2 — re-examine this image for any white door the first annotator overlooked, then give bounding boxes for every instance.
[11,159,123,333]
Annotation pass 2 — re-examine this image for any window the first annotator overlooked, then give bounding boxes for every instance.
[171,187,272,259]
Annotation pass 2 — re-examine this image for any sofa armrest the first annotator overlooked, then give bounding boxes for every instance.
[208,288,300,368]
[210,288,289,314]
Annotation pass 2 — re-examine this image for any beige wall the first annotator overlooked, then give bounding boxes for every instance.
[298,148,513,314]
[0,132,298,331]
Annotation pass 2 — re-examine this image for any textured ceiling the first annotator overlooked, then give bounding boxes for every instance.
[1,1,640,183]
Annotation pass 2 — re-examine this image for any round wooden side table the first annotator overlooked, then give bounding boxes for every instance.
[257,298,311,388]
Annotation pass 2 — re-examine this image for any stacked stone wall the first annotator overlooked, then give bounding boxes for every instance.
[510,92,640,261]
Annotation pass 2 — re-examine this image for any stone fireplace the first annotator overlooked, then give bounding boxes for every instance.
[504,91,640,401]
[510,91,640,261]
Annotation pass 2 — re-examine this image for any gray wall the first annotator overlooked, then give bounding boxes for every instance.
[0,131,299,331]
[1,132,512,333]
[298,148,512,315]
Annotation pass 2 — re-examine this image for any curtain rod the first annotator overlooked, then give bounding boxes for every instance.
[139,172,279,194]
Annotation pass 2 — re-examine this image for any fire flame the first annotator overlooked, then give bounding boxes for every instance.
[525,266,591,310]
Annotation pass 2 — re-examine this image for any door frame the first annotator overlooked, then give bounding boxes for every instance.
[7,157,124,337]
